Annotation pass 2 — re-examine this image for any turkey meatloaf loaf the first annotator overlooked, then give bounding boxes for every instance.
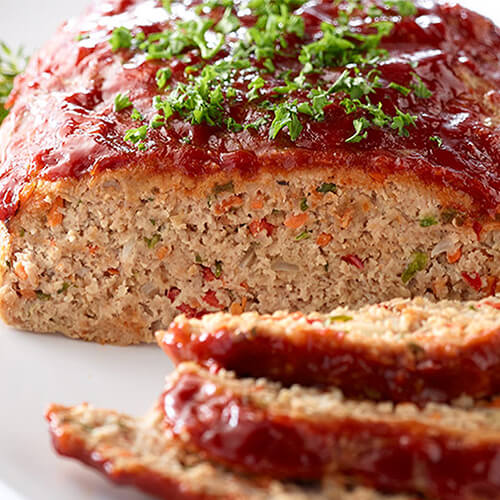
[0,0,499,343]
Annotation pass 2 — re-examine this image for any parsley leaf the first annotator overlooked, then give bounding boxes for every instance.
[419,216,438,227]
[389,82,412,96]
[0,42,27,124]
[411,72,432,98]
[216,7,241,34]
[110,27,133,52]
[384,0,417,17]
[430,135,443,147]
[156,67,172,89]
[114,93,132,112]
[269,101,304,141]
[401,252,428,284]
[124,125,148,150]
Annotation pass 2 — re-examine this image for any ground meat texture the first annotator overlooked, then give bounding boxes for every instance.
[159,296,500,404]
[46,403,417,500]
[162,363,500,500]
[0,172,498,344]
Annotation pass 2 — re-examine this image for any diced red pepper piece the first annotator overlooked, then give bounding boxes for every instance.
[201,266,216,282]
[462,271,482,292]
[249,218,275,237]
[202,290,224,309]
[341,254,364,270]
[176,303,208,319]
[167,287,181,303]
[472,221,482,241]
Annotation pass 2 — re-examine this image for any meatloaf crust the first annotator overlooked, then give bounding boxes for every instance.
[159,295,500,403]
[46,403,417,500]
[0,0,499,343]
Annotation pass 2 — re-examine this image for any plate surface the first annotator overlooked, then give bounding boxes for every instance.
[0,1,499,499]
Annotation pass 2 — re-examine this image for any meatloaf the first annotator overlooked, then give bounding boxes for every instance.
[46,403,418,500]
[163,363,500,500]
[160,295,500,403]
[0,0,499,343]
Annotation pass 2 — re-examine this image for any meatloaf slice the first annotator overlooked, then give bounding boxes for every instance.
[1,0,499,344]
[159,295,500,404]
[46,403,417,500]
[163,363,500,500]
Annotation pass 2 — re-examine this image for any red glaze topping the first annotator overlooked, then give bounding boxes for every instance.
[161,319,500,404]
[1,0,500,221]
[162,372,500,500]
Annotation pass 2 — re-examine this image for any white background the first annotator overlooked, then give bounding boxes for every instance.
[0,1,499,499]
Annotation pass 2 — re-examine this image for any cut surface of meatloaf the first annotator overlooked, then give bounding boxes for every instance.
[46,403,418,500]
[0,0,499,343]
[159,295,500,404]
[163,363,500,500]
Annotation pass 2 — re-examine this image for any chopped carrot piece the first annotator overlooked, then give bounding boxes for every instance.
[284,213,308,229]
[14,262,28,281]
[447,247,462,264]
[106,268,120,276]
[250,195,264,210]
[156,246,169,259]
[214,195,243,215]
[230,296,248,315]
[316,232,333,247]
[20,288,36,299]
[87,244,99,255]
[47,197,64,227]
[485,276,499,297]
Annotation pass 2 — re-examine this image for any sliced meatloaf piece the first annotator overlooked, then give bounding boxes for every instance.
[162,363,500,500]
[159,295,500,404]
[46,403,417,500]
[1,0,499,344]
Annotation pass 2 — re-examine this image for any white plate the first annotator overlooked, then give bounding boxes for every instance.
[0,1,499,499]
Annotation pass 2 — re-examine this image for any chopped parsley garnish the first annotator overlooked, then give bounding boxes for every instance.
[430,135,443,147]
[124,125,148,150]
[316,183,337,194]
[110,27,133,52]
[401,252,428,284]
[300,197,308,211]
[36,291,51,301]
[214,260,223,278]
[295,230,311,241]
[269,100,304,141]
[156,67,172,90]
[419,216,438,227]
[0,42,27,124]
[144,234,161,248]
[389,82,412,96]
[110,0,427,146]
[411,72,432,98]
[213,181,234,194]
[131,108,144,121]
[57,282,71,294]
[384,0,417,16]
[114,93,132,112]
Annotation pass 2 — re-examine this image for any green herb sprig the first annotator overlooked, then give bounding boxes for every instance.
[0,42,27,124]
